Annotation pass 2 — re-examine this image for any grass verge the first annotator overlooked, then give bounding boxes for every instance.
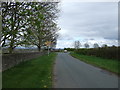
[3,52,57,88]
[70,52,119,75]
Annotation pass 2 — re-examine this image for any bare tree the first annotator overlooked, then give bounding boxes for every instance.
[84,43,89,48]
[102,44,108,48]
[74,41,81,49]
[93,43,99,48]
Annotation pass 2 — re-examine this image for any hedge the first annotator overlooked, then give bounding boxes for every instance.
[74,47,119,60]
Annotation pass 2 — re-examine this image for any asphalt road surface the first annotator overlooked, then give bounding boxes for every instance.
[53,52,118,88]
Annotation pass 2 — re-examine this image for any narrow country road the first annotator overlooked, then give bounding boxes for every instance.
[53,52,118,88]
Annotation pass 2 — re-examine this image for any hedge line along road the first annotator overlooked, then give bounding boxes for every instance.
[53,52,118,88]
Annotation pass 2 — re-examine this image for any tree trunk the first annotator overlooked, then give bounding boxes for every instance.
[9,47,13,54]
[38,46,41,52]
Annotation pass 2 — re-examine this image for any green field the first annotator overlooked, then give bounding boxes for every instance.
[3,52,57,88]
[70,52,119,75]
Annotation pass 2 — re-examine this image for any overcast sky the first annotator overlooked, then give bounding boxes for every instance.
[56,1,118,48]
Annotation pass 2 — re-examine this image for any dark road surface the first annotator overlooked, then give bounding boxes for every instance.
[53,53,118,88]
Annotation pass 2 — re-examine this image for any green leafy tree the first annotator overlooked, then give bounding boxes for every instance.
[1,2,60,53]
[24,2,60,51]
[1,2,28,53]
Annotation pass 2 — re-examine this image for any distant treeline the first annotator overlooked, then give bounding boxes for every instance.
[65,46,119,60]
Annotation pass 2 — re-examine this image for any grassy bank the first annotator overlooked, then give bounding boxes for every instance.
[3,52,57,88]
[70,52,119,75]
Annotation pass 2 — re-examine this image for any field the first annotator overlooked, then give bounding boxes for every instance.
[3,52,57,88]
[70,52,119,75]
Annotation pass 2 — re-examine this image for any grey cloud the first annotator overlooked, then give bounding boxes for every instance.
[90,38,95,40]
[57,2,118,48]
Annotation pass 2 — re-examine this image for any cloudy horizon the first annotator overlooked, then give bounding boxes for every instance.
[56,1,118,48]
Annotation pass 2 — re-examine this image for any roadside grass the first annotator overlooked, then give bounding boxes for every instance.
[3,52,57,88]
[70,52,119,75]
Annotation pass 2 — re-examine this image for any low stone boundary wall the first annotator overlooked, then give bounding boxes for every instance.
[2,52,46,71]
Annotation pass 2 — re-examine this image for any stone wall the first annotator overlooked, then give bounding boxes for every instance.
[2,52,46,71]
